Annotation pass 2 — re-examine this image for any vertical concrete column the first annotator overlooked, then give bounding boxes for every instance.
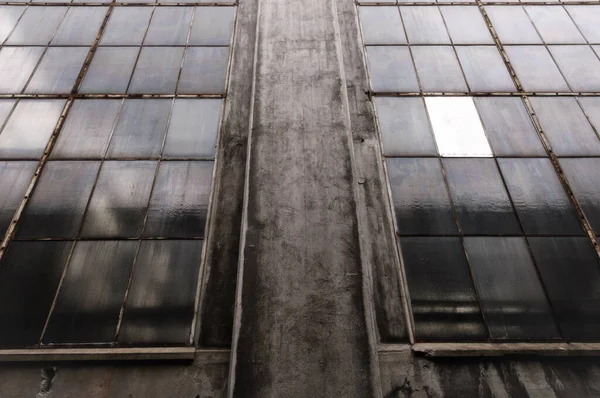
[228,0,379,396]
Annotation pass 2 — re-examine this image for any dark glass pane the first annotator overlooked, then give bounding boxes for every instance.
[373,97,437,156]
[567,6,600,44]
[484,6,542,44]
[504,46,569,92]
[400,6,451,45]
[560,158,600,234]
[106,99,171,158]
[529,97,600,157]
[498,158,583,236]
[6,6,67,45]
[401,237,487,342]
[0,241,73,347]
[473,97,545,157]
[411,46,468,92]
[16,161,100,238]
[51,7,107,46]
[178,47,229,95]
[80,161,156,238]
[0,99,65,159]
[358,7,406,45]
[0,161,36,235]
[118,240,203,345]
[144,161,213,238]
[51,100,121,159]
[188,6,235,46]
[366,46,419,93]
[525,6,585,44]
[128,47,184,95]
[439,6,493,44]
[43,240,137,344]
[464,237,560,340]
[79,48,138,94]
[455,46,515,92]
[386,158,457,235]
[443,158,520,235]
[100,7,153,46]
[25,47,89,94]
[0,47,44,94]
[0,6,25,43]
[143,7,193,46]
[529,237,600,341]
[548,46,600,92]
[163,99,222,158]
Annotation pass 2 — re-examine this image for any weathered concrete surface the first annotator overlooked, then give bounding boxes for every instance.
[228,0,378,395]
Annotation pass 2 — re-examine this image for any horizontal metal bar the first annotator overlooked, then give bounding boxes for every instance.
[411,343,600,357]
[0,94,226,99]
[372,92,600,97]
[0,2,237,6]
[0,347,202,362]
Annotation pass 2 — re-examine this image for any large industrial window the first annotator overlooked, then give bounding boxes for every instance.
[359,2,600,342]
[0,1,235,353]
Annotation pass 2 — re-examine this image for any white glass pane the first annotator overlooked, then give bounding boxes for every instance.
[425,97,492,157]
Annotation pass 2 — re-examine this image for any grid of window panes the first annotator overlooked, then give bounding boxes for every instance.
[0,2,235,348]
[359,3,600,342]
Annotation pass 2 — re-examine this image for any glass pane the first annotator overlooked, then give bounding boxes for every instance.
[52,100,121,159]
[560,158,600,234]
[386,158,457,235]
[100,7,153,46]
[144,161,213,238]
[0,241,73,347]
[401,237,487,342]
[464,237,560,340]
[118,240,203,345]
[529,97,600,157]
[498,158,583,236]
[358,6,406,45]
[443,158,520,235]
[439,6,493,45]
[51,7,107,46]
[412,46,468,92]
[529,237,600,341]
[0,47,44,94]
[144,7,193,46]
[0,6,25,43]
[484,6,542,45]
[0,161,36,235]
[373,97,437,156]
[80,161,156,238]
[525,6,586,44]
[366,46,419,93]
[43,241,138,344]
[400,6,450,45]
[0,99,65,159]
[25,47,89,94]
[79,47,138,94]
[0,100,14,126]
[128,47,184,94]
[188,6,235,46]
[106,99,171,158]
[178,47,229,94]
[455,46,515,92]
[579,97,600,134]
[504,46,569,92]
[548,46,600,92]
[5,7,67,45]
[16,161,100,238]
[425,97,492,157]
[473,97,545,157]
[163,99,222,158]
[567,6,600,44]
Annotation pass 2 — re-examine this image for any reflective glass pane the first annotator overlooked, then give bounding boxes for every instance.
[484,6,542,45]
[188,6,235,46]
[401,237,487,342]
[0,6,25,44]
[25,47,89,94]
[548,46,600,92]
[80,161,156,238]
[386,158,457,235]
[525,6,585,44]
[178,47,229,94]
[425,97,492,157]
[118,240,203,344]
[440,6,493,45]
[578,97,600,134]
[43,241,138,344]
[464,237,560,340]
[504,46,569,92]
[455,46,515,92]
[100,7,153,46]
[163,99,222,158]
[400,7,450,45]
[358,6,406,45]
[51,7,107,46]
[412,46,468,92]
[144,161,213,238]
[567,6,600,44]
[366,46,419,93]
[144,7,193,46]
[79,47,138,94]
[128,47,184,94]
[0,161,36,235]
[560,158,600,234]
[374,97,437,156]
[6,7,67,45]
[498,158,583,236]
[16,161,100,238]
[0,47,44,94]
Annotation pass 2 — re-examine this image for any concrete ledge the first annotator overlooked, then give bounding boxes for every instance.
[0,347,211,362]
[412,343,600,357]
